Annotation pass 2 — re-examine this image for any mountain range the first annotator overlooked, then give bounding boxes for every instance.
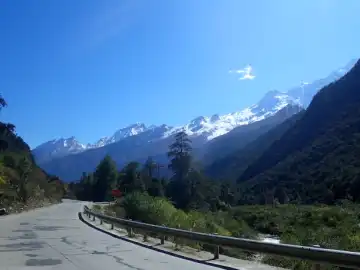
[32,59,358,181]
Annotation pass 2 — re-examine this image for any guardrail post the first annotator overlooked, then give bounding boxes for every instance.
[213,233,220,259]
[213,245,220,259]
[312,245,321,269]
[160,235,165,245]
[92,215,95,221]
[143,233,148,242]
[99,219,103,225]
[127,227,133,237]
[110,223,114,230]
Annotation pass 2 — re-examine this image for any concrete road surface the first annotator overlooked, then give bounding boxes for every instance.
[0,200,223,270]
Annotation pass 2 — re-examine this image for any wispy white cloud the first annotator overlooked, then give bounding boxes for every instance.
[229,65,255,80]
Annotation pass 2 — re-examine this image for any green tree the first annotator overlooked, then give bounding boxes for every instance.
[147,178,164,197]
[0,162,7,187]
[0,95,7,111]
[274,187,290,204]
[184,169,210,210]
[17,156,32,203]
[118,162,146,194]
[220,180,236,206]
[167,131,192,182]
[75,172,95,201]
[144,157,156,179]
[92,155,117,202]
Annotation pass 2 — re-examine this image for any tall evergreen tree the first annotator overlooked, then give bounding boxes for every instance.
[167,131,201,209]
[92,155,117,202]
[167,131,192,181]
[144,157,156,179]
[17,157,32,203]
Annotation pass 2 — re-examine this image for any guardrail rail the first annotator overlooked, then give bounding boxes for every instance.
[83,205,360,269]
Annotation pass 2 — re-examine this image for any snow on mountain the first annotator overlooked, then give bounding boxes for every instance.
[163,89,301,141]
[87,123,149,148]
[32,59,357,163]
[161,59,357,141]
[32,137,87,164]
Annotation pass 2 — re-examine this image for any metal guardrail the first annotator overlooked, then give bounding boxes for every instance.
[83,206,360,269]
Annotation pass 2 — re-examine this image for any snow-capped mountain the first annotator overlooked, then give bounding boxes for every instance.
[32,123,156,163]
[32,137,88,164]
[92,123,150,147]
[32,59,357,164]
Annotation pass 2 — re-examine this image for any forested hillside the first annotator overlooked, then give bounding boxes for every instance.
[0,95,65,213]
[205,109,305,181]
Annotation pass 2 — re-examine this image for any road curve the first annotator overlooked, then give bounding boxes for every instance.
[0,200,218,270]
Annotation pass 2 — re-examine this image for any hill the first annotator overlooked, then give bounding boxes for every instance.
[0,97,65,213]
[236,59,360,204]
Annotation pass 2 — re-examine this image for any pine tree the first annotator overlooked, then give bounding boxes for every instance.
[167,131,192,181]
[144,157,156,179]
[141,157,156,191]
[92,155,117,202]
[17,157,32,203]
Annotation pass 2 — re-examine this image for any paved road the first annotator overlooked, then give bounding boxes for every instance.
[0,200,219,270]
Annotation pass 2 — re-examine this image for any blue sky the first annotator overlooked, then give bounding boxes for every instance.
[1,0,359,149]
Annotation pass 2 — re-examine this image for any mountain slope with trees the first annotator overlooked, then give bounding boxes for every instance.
[202,104,302,165]
[236,59,360,204]
[205,109,305,181]
[0,95,65,213]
